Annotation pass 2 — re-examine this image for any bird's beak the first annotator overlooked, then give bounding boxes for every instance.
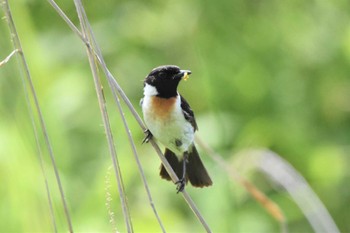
[181,70,192,81]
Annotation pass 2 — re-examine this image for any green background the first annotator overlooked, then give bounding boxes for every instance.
[1,0,349,232]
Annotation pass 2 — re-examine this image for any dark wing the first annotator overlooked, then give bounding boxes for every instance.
[180,95,198,131]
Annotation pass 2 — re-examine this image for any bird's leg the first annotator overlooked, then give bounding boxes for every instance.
[176,152,188,193]
[142,129,153,144]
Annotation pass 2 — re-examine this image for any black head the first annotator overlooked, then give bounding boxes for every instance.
[144,65,191,98]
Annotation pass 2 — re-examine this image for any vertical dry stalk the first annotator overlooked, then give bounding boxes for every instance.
[0,48,58,233]
[73,0,133,232]
[1,0,72,232]
[111,85,166,232]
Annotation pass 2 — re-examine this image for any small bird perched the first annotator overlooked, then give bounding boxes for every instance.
[141,65,212,192]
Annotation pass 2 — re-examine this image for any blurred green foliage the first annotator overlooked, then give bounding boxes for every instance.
[1,0,350,232]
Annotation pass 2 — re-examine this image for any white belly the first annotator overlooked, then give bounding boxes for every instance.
[142,95,194,156]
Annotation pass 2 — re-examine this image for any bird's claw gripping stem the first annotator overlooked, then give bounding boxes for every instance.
[142,129,153,144]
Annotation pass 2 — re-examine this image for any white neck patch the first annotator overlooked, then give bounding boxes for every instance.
[143,83,159,96]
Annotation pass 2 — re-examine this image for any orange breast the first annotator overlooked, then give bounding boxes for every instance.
[150,96,177,118]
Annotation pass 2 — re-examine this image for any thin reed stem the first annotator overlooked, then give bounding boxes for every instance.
[73,0,133,232]
[1,41,58,233]
[112,86,166,232]
[1,1,72,232]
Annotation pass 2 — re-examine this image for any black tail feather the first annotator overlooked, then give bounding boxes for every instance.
[187,145,212,187]
[159,146,212,188]
[159,148,184,182]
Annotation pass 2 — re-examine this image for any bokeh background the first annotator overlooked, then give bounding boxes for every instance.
[1,0,350,232]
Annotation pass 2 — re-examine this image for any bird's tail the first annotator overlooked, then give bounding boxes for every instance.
[159,145,213,187]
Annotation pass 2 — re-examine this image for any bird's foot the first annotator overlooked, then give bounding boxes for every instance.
[142,129,153,144]
[175,178,186,193]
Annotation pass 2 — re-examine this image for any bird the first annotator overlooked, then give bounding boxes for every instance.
[141,65,212,192]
